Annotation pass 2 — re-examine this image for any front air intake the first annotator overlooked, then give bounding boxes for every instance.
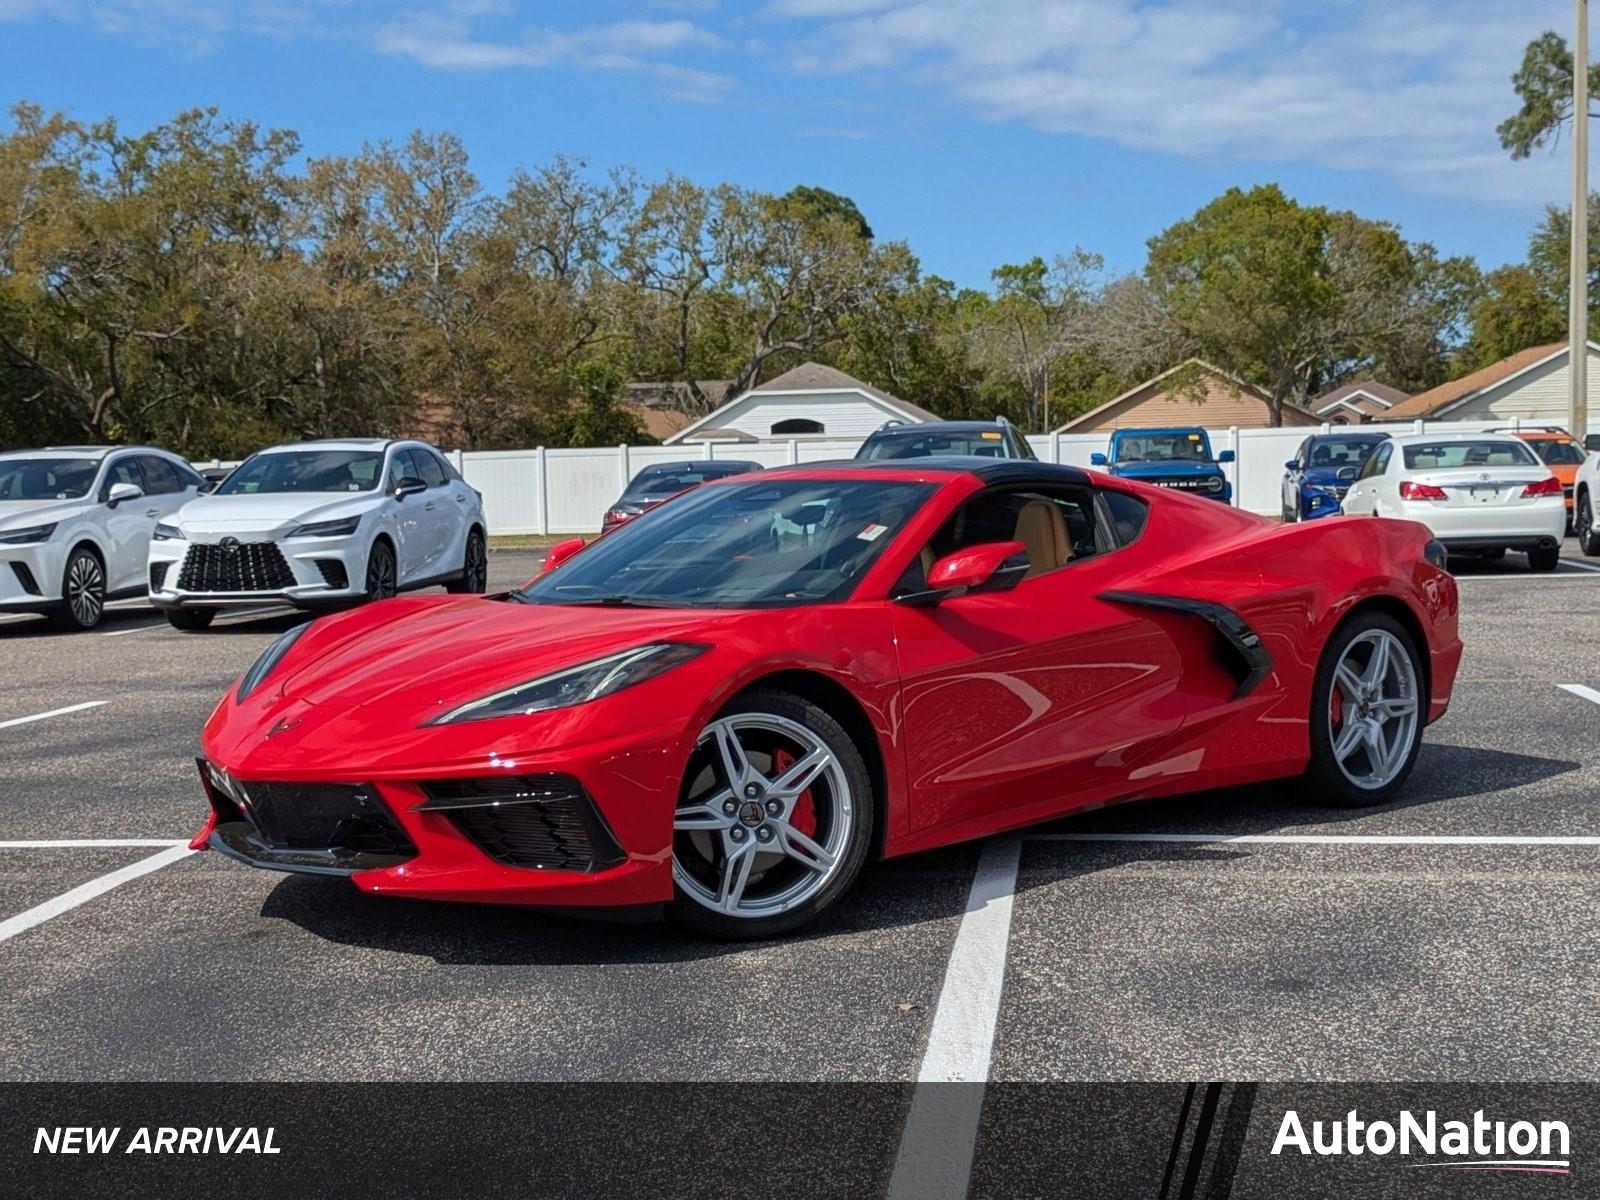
[416,775,625,872]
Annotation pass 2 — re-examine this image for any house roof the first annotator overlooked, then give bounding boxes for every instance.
[1053,358,1311,431]
[1383,342,1588,420]
[664,362,942,443]
[620,403,694,442]
[1312,379,1409,415]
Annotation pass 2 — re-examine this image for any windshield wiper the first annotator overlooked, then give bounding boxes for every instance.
[559,594,684,609]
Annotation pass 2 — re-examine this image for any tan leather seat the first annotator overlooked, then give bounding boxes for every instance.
[1013,499,1071,577]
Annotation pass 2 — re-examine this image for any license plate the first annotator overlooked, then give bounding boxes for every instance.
[1470,486,1497,503]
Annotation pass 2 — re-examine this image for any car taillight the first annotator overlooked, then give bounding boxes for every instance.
[1522,476,1563,498]
[1399,481,1447,501]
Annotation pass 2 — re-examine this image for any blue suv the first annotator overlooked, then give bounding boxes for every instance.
[1281,432,1388,522]
[1091,427,1234,503]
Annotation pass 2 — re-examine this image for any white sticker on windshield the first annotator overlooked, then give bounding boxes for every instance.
[857,523,888,541]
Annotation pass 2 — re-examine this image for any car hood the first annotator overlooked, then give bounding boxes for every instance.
[174,491,380,535]
[1302,466,1362,487]
[0,498,91,529]
[1112,460,1222,478]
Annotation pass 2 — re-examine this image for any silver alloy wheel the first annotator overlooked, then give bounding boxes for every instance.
[67,553,104,626]
[1328,628,1419,790]
[672,713,853,919]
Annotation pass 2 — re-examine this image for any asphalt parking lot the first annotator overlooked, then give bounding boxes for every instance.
[3,542,1600,1085]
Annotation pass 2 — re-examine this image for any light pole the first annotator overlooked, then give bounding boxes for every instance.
[1572,0,1589,442]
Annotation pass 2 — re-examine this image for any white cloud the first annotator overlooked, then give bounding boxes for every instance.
[774,0,1573,206]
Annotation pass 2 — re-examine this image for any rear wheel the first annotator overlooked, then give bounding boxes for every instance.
[163,607,215,631]
[1528,544,1560,572]
[1578,491,1600,556]
[1302,613,1424,808]
[669,690,874,940]
[49,547,105,631]
[446,528,488,594]
[363,540,397,602]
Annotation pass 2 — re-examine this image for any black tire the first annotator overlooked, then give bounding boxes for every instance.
[363,540,397,602]
[1579,490,1600,556]
[1528,544,1560,572]
[1301,611,1426,808]
[49,546,106,631]
[164,607,216,631]
[446,528,488,594]
[668,689,875,940]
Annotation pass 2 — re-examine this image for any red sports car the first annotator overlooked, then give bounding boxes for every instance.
[192,459,1462,938]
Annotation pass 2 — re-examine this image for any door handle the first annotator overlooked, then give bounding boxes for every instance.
[145,508,161,518]
[424,502,435,512]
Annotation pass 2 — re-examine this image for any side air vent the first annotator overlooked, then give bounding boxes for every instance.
[416,775,625,873]
[1099,591,1272,700]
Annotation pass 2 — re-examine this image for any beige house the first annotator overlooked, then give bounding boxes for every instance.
[1383,341,1600,423]
[1311,380,1410,424]
[1054,360,1317,433]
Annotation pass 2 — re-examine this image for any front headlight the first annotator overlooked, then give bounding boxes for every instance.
[427,642,708,725]
[290,516,361,538]
[153,523,185,541]
[237,622,311,702]
[0,523,57,545]
[1204,476,1224,492]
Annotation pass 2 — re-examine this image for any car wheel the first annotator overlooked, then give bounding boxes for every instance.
[364,540,397,602]
[1528,544,1560,572]
[1301,613,1424,808]
[669,689,874,940]
[164,607,216,631]
[50,547,106,631]
[1579,492,1600,556]
[446,528,488,594]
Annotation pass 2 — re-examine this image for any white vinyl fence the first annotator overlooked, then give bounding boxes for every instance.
[195,417,1550,537]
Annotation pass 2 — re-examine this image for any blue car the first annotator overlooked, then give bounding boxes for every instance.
[1090,427,1234,503]
[1281,431,1389,522]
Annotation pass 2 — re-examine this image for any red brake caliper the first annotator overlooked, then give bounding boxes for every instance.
[771,749,818,836]
[1330,684,1344,733]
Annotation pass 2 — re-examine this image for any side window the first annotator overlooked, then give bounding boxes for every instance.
[414,449,449,488]
[137,456,185,495]
[1294,440,1309,468]
[895,484,1107,595]
[1357,445,1385,481]
[1099,490,1149,547]
[101,457,144,499]
[388,448,421,487]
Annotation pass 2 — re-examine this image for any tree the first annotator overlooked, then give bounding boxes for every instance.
[1499,31,1600,159]
[778,185,872,241]
[1457,264,1565,372]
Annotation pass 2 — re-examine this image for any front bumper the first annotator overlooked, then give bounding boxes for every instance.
[0,540,65,609]
[1298,486,1348,520]
[149,531,368,610]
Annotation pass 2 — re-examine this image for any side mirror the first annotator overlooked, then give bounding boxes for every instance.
[1217,449,1236,464]
[1586,434,1600,453]
[393,477,428,500]
[198,481,218,494]
[542,537,586,573]
[901,540,1028,604]
[107,481,143,507]
[1284,459,1299,471]
[1089,452,1108,466]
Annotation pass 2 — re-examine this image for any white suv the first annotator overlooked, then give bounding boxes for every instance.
[1340,432,1566,571]
[1571,445,1600,556]
[148,439,488,630]
[0,445,206,630]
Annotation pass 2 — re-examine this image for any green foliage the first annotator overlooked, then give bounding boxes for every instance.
[778,185,873,241]
[1499,31,1600,159]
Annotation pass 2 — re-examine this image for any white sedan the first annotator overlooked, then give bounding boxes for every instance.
[148,438,487,630]
[1340,432,1566,571]
[0,445,205,630]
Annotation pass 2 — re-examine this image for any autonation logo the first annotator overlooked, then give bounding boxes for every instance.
[1272,1109,1571,1175]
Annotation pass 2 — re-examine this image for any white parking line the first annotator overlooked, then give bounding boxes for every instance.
[0,845,194,946]
[887,838,1021,1200]
[1034,832,1600,845]
[1559,559,1600,573]
[0,839,188,849]
[1558,684,1600,707]
[0,701,106,731]
[101,624,167,637]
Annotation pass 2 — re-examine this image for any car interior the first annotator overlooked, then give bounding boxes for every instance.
[898,485,1112,593]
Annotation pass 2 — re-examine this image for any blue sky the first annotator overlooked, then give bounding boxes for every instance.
[0,0,1585,287]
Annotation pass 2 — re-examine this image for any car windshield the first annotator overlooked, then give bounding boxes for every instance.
[217,450,384,495]
[1525,438,1586,466]
[0,457,99,501]
[1306,439,1381,469]
[859,431,1008,460]
[521,478,935,608]
[1114,434,1210,463]
[1402,440,1540,469]
[623,464,756,498]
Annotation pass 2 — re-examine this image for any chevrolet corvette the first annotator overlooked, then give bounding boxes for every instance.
[192,458,1462,938]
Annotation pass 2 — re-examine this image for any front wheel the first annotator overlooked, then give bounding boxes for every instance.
[669,690,874,940]
[363,540,397,602]
[1578,491,1600,556]
[49,547,106,631]
[1528,544,1560,572]
[446,528,488,594]
[164,607,216,631]
[1301,613,1425,808]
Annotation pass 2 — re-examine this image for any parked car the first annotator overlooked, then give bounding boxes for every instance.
[603,460,764,531]
[1499,427,1586,527]
[148,438,487,630]
[191,458,1460,939]
[1570,441,1600,555]
[855,417,1036,461]
[1340,433,1565,570]
[1281,432,1389,522]
[0,445,206,630]
[1091,427,1234,502]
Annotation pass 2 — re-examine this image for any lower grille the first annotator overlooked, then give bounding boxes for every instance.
[148,562,168,592]
[314,558,349,589]
[178,541,295,593]
[10,562,40,596]
[419,775,625,872]
[233,779,416,857]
